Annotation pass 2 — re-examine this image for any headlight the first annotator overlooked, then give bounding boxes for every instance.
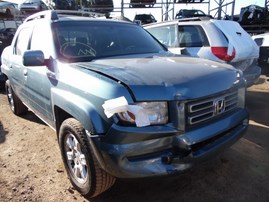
[117,102,168,126]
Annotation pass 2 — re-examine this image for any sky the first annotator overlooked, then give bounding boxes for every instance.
[113,0,266,22]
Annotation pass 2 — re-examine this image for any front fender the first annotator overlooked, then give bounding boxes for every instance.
[51,88,110,134]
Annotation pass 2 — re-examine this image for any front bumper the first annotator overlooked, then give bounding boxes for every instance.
[91,109,249,178]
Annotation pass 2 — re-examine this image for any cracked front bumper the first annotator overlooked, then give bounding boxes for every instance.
[92,109,249,179]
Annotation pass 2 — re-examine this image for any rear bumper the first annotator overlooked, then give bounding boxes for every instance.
[92,109,249,178]
[243,64,261,87]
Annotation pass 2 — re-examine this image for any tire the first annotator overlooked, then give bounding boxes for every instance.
[5,80,28,115]
[58,118,115,198]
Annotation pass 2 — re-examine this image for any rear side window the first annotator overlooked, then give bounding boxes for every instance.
[178,25,209,48]
[146,25,177,47]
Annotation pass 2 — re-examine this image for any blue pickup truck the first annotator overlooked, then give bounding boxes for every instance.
[1,10,249,198]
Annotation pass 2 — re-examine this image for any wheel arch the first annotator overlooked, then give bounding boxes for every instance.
[51,89,109,136]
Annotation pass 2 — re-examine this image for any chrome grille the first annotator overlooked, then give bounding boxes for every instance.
[187,91,238,125]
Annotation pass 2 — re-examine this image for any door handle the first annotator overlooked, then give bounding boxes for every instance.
[23,69,28,76]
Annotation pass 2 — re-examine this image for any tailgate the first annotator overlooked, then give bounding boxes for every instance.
[212,20,259,62]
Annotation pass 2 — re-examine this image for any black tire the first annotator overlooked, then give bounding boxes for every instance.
[58,118,115,198]
[5,80,28,115]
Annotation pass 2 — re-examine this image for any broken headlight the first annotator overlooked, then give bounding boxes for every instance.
[117,102,168,126]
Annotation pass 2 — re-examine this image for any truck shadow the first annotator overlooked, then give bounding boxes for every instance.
[0,121,8,144]
[0,87,45,125]
[20,111,47,126]
[0,87,5,95]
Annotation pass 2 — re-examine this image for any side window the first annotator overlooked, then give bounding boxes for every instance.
[178,25,209,48]
[14,27,32,56]
[147,25,176,47]
[31,23,53,58]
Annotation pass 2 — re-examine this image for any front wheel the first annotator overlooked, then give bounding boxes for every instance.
[58,118,115,198]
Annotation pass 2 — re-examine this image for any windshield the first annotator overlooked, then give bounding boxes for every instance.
[53,21,166,62]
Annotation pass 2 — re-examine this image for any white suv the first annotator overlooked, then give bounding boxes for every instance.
[144,17,261,87]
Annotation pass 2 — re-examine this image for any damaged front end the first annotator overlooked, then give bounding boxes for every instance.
[89,84,248,178]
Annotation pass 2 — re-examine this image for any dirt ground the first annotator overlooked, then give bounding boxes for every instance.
[0,73,268,202]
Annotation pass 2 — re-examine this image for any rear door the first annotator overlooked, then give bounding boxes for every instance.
[24,21,56,124]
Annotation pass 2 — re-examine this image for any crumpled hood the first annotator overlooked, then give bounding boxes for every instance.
[78,55,241,101]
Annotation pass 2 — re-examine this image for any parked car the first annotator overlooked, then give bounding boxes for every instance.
[19,0,50,15]
[51,0,76,10]
[0,1,20,18]
[1,10,249,197]
[129,0,156,8]
[0,38,9,88]
[252,33,269,72]
[0,64,4,88]
[175,9,212,19]
[133,13,156,24]
[238,5,269,25]
[144,18,261,87]
[0,27,17,88]
[0,27,16,41]
[79,0,113,17]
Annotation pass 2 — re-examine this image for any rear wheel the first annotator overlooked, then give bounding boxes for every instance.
[58,118,115,198]
[5,80,28,115]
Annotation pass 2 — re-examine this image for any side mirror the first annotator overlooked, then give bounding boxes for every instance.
[23,50,45,66]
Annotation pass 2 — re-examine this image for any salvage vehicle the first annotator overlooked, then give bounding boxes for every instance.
[144,17,261,87]
[19,0,50,15]
[175,9,212,19]
[129,0,156,8]
[0,1,20,18]
[238,5,269,25]
[133,13,157,25]
[1,10,249,198]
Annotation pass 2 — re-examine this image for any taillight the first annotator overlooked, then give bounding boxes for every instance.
[211,47,236,62]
